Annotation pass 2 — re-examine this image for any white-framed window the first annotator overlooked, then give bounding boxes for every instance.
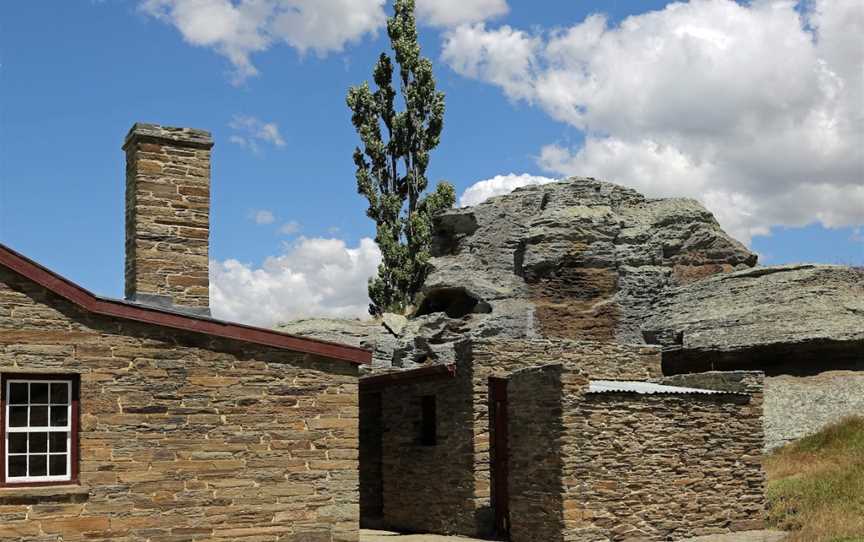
[3,377,74,484]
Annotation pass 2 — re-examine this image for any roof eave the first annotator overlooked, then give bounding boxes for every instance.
[0,243,372,366]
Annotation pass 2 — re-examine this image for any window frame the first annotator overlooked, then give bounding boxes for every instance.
[419,395,437,447]
[0,374,80,488]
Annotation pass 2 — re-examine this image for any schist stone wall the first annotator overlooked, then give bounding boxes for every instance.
[506,364,576,542]
[468,338,663,534]
[0,267,360,542]
[366,338,664,538]
[123,124,213,314]
[376,370,476,534]
[508,364,766,542]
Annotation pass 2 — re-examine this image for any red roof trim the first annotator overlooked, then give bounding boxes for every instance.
[360,364,457,391]
[0,244,371,365]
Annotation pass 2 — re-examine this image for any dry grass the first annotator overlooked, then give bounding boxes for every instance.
[764,416,864,542]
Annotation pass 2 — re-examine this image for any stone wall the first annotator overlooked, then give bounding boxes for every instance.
[0,266,359,541]
[470,338,662,381]
[376,368,478,535]
[659,370,845,452]
[507,363,765,542]
[571,376,765,540]
[123,123,213,312]
[468,338,662,532]
[507,365,568,542]
[369,338,663,538]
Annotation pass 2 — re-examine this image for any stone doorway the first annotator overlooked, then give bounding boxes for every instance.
[489,377,510,539]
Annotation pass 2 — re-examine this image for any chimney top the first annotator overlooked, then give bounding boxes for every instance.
[123,123,214,151]
[124,121,213,317]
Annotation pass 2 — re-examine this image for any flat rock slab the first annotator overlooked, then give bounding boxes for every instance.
[360,530,487,542]
[680,531,788,542]
[642,264,864,359]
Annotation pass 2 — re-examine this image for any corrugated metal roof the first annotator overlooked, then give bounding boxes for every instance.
[587,380,739,395]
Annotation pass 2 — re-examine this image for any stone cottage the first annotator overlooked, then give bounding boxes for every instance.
[0,124,371,541]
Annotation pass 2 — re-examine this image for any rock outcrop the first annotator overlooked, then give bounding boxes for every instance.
[279,177,863,450]
[281,177,757,370]
[642,264,864,374]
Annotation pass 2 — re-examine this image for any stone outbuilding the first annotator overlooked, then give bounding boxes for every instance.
[0,124,371,541]
[359,339,766,541]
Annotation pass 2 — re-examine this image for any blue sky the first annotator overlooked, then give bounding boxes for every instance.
[0,0,861,325]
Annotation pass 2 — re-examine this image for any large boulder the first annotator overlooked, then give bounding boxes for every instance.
[418,178,755,344]
[281,177,757,370]
[642,264,864,374]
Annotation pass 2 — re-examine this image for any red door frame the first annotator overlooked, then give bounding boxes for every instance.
[489,377,510,539]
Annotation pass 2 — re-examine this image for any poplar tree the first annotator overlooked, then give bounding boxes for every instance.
[347,0,455,316]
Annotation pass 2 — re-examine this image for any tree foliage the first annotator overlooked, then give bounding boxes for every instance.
[347,0,455,315]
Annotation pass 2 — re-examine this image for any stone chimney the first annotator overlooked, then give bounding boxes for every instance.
[123,123,213,316]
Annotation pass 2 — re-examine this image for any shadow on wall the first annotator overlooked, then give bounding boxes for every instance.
[362,349,487,536]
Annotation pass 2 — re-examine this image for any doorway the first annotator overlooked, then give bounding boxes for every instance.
[488,377,509,539]
[360,391,384,525]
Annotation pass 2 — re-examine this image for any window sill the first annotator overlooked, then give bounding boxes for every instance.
[0,484,90,504]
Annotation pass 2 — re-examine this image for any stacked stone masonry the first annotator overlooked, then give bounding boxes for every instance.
[0,266,360,542]
[376,369,477,534]
[567,385,765,540]
[123,124,213,313]
[468,338,663,535]
[506,364,572,542]
[362,339,766,540]
[508,364,766,542]
[363,338,689,538]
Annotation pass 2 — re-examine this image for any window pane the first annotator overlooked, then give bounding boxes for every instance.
[50,383,69,404]
[9,383,28,404]
[50,406,68,427]
[9,406,28,427]
[9,433,27,454]
[29,454,47,476]
[8,455,26,477]
[30,406,49,427]
[31,383,49,404]
[49,454,68,476]
[29,432,48,453]
[49,432,68,453]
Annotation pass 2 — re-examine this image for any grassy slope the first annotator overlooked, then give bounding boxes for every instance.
[764,416,864,542]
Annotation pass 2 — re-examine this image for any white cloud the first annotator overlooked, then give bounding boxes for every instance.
[416,0,508,27]
[279,220,301,235]
[459,173,556,207]
[140,0,386,83]
[252,209,276,224]
[229,114,287,152]
[441,23,539,100]
[442,0,864,244]
[210,236,381,326]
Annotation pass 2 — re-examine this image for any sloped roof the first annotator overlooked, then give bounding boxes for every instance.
[0,243,371,365]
